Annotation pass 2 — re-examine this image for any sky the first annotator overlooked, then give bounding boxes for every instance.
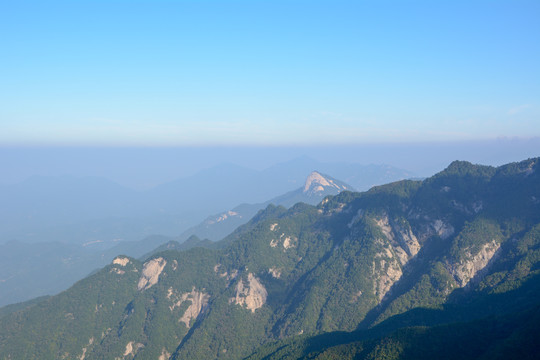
[1,0,539,146]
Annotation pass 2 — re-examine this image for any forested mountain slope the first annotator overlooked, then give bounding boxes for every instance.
[178,170,353,242]
[0,158,538,360]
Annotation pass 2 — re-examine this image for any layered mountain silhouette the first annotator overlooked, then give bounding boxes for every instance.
[178,171,352,242]
[0,171,351,307]
[1,158,538,360]
[0,158,410,245]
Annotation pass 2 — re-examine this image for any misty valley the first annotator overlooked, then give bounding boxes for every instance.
[1,157,539,359]
[2,1,539,358]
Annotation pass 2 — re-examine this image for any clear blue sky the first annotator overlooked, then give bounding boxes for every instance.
[1,0,539,146]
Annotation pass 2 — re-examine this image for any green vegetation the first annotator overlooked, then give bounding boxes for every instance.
[0,158,539,359]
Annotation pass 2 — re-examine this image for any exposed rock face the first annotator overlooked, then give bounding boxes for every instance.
[123,341,134,357]
[137,257,167,291]
[412,214,456,243]
[208,210,241,224]
[113,257,130,266]
[303,171,349,195]
[123,341,144,357]
[213,264,239,284]
[78,337,94,360]
[229,273,267,312]
[159,349,171,360]
[270,233,297,250]
[268,267,281,279]
[433,219,455,239]
[375,217,394,243]
[372,240,404,302]
[282,235,296,249]
[304,171,333,192]
[374,215,421,266]
[393,221,421,258]
[448,240,501,287]
[169,287,211,328]
[373,257,403,301]
[520,158,537,176]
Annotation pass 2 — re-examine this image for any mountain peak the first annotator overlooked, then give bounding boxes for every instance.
[303,171,350,195]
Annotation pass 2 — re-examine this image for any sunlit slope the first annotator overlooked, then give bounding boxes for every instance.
[0,158,538,360]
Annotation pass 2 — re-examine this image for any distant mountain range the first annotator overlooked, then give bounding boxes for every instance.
[0,170,351,307]
[0,235,175,307]
[1,158,538,359]
[0,157,412,245]
[178,171,352,242]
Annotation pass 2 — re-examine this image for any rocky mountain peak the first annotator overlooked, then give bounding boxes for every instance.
[1,158,539,360]
[303,171,349,195]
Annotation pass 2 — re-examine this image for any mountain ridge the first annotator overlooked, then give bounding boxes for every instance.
[0,158,538,359]
[177,170,353,242]
[0,159,410,245]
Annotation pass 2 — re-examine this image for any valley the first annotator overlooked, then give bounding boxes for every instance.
[1,158,539,359]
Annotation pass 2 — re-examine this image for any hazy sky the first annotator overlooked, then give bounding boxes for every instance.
[1,0,539,146]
